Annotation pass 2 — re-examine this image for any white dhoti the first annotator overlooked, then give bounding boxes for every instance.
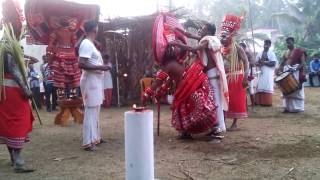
[82,106,101,147]
[80,72,104,147]
[79,38,105,147]
[256,66,275,93]
[207,68,226,132]
[283,65,304,112]
[249,67,259,95]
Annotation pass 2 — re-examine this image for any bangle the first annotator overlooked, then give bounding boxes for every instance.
[156,70,169,81]
[145,87,154,97]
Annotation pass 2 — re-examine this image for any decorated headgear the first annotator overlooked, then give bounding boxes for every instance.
[1,0,24,38]
[152,13,187,65]
[220,14,244,36]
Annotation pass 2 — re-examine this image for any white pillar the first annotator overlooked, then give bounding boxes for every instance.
[125,110,154,180]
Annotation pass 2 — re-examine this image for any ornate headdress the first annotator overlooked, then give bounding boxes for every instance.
[1,0,24,38]
[220,14,244,81]
[220,14,244,37]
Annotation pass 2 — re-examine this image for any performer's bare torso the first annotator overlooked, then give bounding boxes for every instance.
[53,28,75,47]
[162,60,185,83]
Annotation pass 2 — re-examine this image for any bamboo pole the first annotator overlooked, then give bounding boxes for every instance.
[248,0,257,110]
[114,35,121,107]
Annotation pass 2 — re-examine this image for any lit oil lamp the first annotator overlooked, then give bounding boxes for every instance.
[132,104,145,112]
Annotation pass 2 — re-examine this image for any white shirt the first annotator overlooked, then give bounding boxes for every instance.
[255,49,278,93]
[79,39,104,107]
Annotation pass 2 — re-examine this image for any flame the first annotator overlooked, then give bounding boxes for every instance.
[132,104,136,109]
[123,73,128,77]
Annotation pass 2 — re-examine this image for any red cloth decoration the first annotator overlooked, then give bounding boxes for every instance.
[1,0,24,37]
[288,48,307,82]
[0,75,34,148]
[25,0,100,45]
[152,13,187,65]
[172,61,217,134]
[156,70,169,81]
[225,74,248,119]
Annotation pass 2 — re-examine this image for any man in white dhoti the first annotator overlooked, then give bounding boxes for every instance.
[255,40,277,106]
[78,20,111,151]
[278,37,307,113]
[174,23,228,135]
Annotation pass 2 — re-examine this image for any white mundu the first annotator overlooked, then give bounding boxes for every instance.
[200,35,228,132]
[283,64,304,112]
[79,38,104,147]
[255,50,277,93]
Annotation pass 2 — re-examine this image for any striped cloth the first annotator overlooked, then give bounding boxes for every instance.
[43,63,54,85]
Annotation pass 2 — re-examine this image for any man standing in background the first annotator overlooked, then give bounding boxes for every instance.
[41,55,57,112]
[308,54,320,87]
[255,40,277,106]
[29,64,42,109]
[78,20,110,151]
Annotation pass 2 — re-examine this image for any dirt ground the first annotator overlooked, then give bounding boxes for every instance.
[0,88,320,180]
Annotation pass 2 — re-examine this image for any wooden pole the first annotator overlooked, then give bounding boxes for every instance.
[248,0,256,110]
[114,35,121,107]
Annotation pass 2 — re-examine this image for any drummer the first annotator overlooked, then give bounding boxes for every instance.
[278,37,307,113]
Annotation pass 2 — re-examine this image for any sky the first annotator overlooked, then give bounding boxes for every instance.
[0,0,197,20]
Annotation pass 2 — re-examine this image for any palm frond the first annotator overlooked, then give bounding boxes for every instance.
[0,24,28,101]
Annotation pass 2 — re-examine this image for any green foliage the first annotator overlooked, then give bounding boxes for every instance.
[0,24,27,100]
[274,32,320,64]
[274,37,287,62]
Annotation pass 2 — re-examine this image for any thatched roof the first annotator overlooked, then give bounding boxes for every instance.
[99,8,189,31]
[96,9,202,105]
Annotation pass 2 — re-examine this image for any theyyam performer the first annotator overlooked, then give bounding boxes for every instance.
[142,13,218,139]
[0,0,35,173]
[219,14,250,131]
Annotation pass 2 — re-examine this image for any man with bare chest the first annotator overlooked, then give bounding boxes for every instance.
[219,14,249,131]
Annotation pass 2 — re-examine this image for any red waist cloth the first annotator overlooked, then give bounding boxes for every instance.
[225,74,248,119]
[289,48,307,82]
[172,62,217,134]
[0,76,34,148]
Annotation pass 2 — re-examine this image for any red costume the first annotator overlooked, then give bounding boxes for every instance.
[220,15,248,119]
[171,62,217,134]
[144,13,217,134]
[225,74,248,118]
[0,75,34,148]
[25,0,100,91]
[47,21,81,89]
[0,0,34,149]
